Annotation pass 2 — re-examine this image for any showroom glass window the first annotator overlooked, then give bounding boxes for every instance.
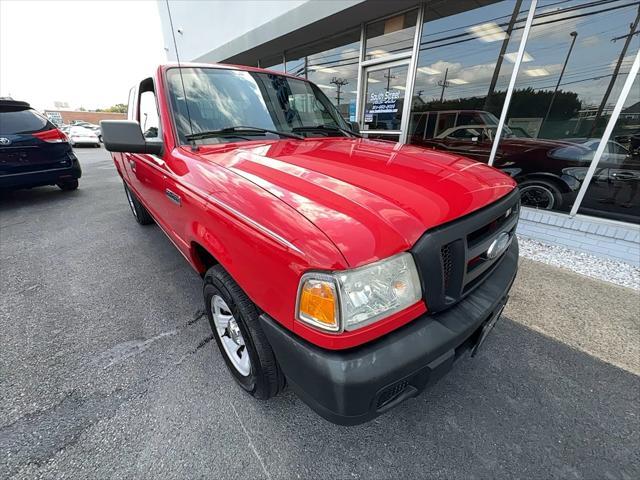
[578,75,639,224]
[407,0,531,153]
[364,9,419,60]
[493,0,639,221]
[285,29,361,120]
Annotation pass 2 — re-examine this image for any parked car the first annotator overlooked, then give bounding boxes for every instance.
[101,64,520,425]
[70,120,96,127]
[69,120,102,140]
[67,126,100,147]
[0,99,81,191]
[414,122,638,212]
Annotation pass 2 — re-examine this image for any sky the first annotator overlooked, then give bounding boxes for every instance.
[0,0,167,111]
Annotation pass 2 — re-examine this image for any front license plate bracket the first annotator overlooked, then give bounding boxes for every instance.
[471,298,507,357]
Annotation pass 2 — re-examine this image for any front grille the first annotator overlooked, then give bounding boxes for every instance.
[441,244,453,289]
[412,190,520,313]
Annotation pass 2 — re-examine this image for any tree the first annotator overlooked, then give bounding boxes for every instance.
[96,104,127,113]
[412,88,581,120]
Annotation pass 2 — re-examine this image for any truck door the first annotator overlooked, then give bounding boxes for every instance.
[124,78,169,225]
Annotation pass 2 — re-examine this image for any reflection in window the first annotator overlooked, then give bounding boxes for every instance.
[285,29,361,120]
[166,68,348,145]
[408,0,529,148]
[579,76,639,224]
[495,0,639,220]
[139,90,160,139]
[365,10,418,60]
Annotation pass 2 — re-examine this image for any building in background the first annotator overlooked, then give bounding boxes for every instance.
[158,0,640,265]
[43,110,126,126]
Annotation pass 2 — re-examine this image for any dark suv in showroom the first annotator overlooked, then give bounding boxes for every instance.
[0,99,81,191]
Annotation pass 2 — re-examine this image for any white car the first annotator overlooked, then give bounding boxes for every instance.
[67,126,100,147]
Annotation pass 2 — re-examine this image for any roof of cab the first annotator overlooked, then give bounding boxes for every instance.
[158,62,307,82]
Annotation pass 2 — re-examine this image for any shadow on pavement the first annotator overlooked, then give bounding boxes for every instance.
[0,186,82,213]
[237,318,639,479]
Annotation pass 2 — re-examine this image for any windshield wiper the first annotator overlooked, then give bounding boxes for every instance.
[185,126,304,141]
[292,124,361,138]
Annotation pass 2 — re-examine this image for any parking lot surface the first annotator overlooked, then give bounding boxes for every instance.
[1,148,638,479]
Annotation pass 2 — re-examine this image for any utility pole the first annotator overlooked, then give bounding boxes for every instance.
[384,69,396,91]
[438,68,450,102]
[591,5,640,134]
[330,77,349,105]
[484,0,523,110]
[542,31,578,127]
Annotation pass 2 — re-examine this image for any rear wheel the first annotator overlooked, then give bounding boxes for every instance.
[204,264,285,399]
[519,179,563,210]
[57,179,78,191]
[123,182,153,225]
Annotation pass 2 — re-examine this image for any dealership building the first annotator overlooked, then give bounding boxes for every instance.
[158,0,640,265]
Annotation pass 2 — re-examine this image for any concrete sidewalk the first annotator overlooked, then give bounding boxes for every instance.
[506,258,640,375]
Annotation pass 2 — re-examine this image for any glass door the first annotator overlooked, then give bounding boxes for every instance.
[360,59,411,141]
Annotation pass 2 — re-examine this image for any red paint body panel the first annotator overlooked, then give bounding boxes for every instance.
[114,64,517,350]
[202,137,515,267]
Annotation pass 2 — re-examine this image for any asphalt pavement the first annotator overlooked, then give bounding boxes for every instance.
[1,147,638,479]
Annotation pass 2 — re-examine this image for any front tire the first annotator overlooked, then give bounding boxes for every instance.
[123,182,154,225]
[204,265,285,399]
[519,179,563,210]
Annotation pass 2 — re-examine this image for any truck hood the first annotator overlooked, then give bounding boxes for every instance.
[200,138,515,267]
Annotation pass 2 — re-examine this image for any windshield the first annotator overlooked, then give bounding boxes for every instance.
[166,67,350,144]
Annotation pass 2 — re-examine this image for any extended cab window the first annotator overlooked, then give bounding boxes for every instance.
[138,81,160,139]
[166,67,349,144]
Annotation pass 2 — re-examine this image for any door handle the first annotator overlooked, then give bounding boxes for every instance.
[124,154,136,172]
[149,155,166,168]
[612,172,634,180]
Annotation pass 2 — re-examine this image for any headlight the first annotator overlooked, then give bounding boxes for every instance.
[296,253,422,332]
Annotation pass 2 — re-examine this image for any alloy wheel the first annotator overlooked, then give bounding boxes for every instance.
[211,294,251,376]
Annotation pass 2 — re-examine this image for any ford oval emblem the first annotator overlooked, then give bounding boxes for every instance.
[0,137,11,145]
[486,232,511,260]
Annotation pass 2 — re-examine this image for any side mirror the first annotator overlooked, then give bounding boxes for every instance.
[100,120,163,155]
[471,136,480,143]
[350,121,360,134]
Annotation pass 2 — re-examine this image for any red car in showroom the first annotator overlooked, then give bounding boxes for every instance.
[101,64,520,425]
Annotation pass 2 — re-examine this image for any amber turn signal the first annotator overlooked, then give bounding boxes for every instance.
[297,278,339,331]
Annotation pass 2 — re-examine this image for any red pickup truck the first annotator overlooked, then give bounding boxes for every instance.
[101,64,520,425]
